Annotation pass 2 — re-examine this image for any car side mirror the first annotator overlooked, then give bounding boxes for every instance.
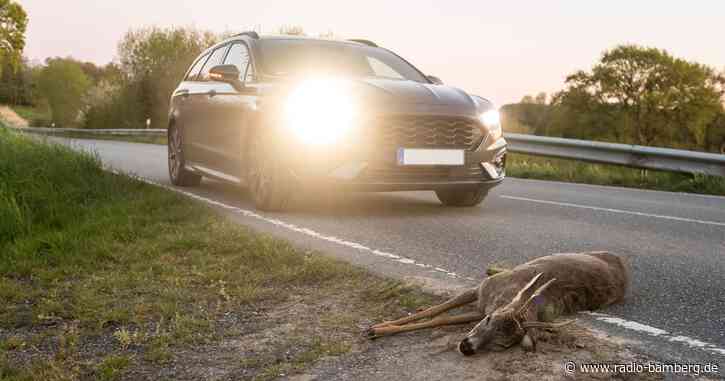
[427,75,443,85]
[209,64,243,89]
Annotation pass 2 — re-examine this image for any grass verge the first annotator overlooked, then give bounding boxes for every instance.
[0,128,436,380]
[507,153,725,196]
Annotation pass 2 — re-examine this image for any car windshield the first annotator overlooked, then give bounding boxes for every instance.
[256,39,428,83]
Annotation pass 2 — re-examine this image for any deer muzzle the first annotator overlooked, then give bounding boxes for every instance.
[458,337,479,356]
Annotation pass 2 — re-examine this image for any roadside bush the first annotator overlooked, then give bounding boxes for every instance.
[83,80,145,129]
[36,58,91,127]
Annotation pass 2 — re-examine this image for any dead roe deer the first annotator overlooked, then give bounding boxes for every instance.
[366,252,630,356]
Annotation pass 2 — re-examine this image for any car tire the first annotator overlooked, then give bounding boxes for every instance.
[435,187,488,207]
[248,133,291,211]
[168,126,202,187]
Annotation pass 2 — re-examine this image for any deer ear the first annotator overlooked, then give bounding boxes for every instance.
[521,333,536,352]
[485,266,508,277]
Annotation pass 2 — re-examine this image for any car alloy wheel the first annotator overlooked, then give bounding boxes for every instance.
[168,127,182,180]
[167,126,201,186]
[248,133,290,211]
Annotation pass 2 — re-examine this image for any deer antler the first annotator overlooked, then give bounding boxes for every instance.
[508,273,543,308]
[516,277,557,318]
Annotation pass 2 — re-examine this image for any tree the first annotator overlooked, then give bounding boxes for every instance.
[37,58,91,127]
[558,45,725,149]
[502,93,552,135]
[0,0,27,77]
[0,55,35,105]
[278,25,305,36]
[117,27,218,129]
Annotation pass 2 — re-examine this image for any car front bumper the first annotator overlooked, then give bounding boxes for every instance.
[286,137,507,192]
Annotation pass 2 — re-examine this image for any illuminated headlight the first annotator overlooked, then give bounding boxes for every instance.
[284,79,357,145]
[479,109,502,140]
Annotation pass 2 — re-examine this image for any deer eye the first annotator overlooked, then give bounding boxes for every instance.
[484,315,491,325]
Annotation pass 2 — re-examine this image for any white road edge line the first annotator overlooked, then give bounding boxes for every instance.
[107,170,724,359]
[584,312,725,357]
[500,195,725,227]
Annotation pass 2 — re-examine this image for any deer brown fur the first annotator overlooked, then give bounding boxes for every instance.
[366,252,629,356]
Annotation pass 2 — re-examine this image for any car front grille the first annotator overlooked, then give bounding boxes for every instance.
[369,115,484,151]
[360,164,486,182]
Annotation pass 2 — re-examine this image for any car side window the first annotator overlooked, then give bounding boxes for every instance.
[366,56,405,80]
[185,53,209,81]
[223,43,251,81]
[199,45,230,81]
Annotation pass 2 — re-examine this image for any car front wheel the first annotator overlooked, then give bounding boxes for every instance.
[168,126,201,186]
[247,133,291,211]
[435,187,488,207]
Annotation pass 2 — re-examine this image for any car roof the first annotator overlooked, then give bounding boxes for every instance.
[193,34,378,73]
[219,33,375,48]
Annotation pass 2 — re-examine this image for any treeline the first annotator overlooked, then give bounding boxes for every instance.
[1,26,220,129]
[3,1,724,153]
[502,45,725,153]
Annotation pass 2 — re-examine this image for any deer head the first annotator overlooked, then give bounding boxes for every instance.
[458,273,572,356]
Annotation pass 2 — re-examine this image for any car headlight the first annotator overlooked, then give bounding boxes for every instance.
[284,79,357,145]
[479,109,502,140]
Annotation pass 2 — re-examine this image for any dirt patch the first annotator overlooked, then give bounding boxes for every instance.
[0,281,435,381]
[0,106,29,128]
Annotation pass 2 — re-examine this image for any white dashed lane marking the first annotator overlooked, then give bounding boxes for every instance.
[501,195,725,227]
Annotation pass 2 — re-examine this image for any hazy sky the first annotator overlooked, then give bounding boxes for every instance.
[20,0,725,105]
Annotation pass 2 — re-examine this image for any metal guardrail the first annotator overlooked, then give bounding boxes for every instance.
[16,127,167,136]
[10,126,725,177]
[505,133,725,177]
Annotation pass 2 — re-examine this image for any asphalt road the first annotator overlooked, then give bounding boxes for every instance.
[50,136,725,373]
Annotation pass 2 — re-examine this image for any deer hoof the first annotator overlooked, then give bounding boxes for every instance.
[363,327,379,339]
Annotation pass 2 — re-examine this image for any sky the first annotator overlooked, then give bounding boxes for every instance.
[20,0,725,106]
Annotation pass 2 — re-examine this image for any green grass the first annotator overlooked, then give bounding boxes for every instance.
[95,355,131,381]
[10,105,51,127]
[0,128,438,380]
[507,153,725,196]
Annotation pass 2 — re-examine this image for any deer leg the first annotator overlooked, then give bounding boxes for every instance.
[367,311,485,338]
[370,288,478,329]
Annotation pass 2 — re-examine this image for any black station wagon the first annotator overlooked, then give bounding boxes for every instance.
[168,32,507,210]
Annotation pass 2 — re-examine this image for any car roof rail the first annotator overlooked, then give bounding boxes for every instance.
[347,39,378,47]
[234,31,260,39]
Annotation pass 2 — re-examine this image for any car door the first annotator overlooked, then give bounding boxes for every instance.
[192,44,231,169]
[210,41,256,178]
[173,52,209,164]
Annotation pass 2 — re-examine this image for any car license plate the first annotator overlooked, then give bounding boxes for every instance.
[397,148,464,166]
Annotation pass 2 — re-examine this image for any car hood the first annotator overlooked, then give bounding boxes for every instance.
[357,78,469,104]
[350,78,481,115]
[262,76,490,117]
